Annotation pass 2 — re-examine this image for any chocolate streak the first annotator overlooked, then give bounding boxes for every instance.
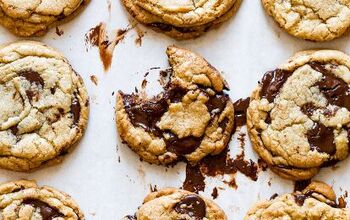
[23,199,63,220]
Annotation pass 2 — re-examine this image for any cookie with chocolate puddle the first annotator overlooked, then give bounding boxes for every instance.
[123,188,226,220]
[122,0,241,40]
[247,50,350,180]
[0,41,89,172]
[116,46,234,165]
[245,181,350,219]
[0,180,84,219]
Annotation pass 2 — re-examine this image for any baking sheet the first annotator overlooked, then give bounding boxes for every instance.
[0,0,350,219]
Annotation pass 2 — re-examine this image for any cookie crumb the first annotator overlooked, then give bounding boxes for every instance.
[55,27,64,36]
[90,75,98,85]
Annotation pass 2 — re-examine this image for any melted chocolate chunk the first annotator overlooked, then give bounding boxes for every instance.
[233,97,250,128]
[205,93,229,114]
[309,62,350,111]
[18,70,44,87]
[70,92,81,125]
[294,179,311,192]
[301,103,318,117]
[23,199,63,220]
[307,123,336,155]
[174,195,206,220]
[260,69,292,102]
[183,164,205,193]
[166,134,202,155]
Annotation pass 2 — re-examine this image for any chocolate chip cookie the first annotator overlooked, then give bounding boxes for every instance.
[125,188,226,220]
[262,0,350,41]
[0,180,84,219]
[247,50,350,180]
[245,181,350,219]
[122,0,241,39]
[0,41,89,172]
[116,46,234,165]
[0,0,88,37]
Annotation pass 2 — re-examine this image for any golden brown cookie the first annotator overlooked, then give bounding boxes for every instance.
[0,41,89,172]
[0,180,84,219]
[122,0,241,39]
[245,181,350,219]
[262,0,350,41]
[116,46,234,165]
[247,50,350,180]
[0,0,88,37]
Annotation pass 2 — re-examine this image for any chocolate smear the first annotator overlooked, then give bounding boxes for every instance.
[183,164,205,193]
[260,69,292,102]
[174,194,206,220]
[205,93,229,115]
[23,199,63,220]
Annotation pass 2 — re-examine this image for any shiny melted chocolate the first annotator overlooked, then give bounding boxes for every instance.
[183,164,205,193]
[18,70,45,87]
[70,92,81,125]
[260,69,292,102]
[307,123,336,155]
[233,97,250,129]
[23,199,63,220]
[174,194,206,220]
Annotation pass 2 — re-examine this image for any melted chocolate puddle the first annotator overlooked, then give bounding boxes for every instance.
[18,70,44,87]
[174,194,206,220]
[23,199,63,220]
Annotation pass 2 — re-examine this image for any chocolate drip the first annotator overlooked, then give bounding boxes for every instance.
[183,164,205,193]
[307,123,336,155]
[260,69,292,102]
[18,70,44,87]
[301,103,318,117]
[166,134,202,155]
[174,195,206,220]
[70,92,81,125]
[233,97,250,129]
[23,199,63,220]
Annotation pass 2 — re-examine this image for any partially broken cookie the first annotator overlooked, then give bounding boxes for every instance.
[116,46,234,165]
[247,50,350,180]
[124,188,227,220]
[122,0,241,39]
[245,181,350,219]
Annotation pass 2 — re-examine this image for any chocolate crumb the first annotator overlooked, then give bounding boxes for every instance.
[90,75,98,86]
[211,187,218,199]
[55,27,64,36]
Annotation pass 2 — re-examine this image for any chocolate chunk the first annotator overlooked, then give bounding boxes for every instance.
[18,70,44,87]
[70,93,81,125]
[206,93,229,114]
[309,62,350,111]
[23,199,63,220]
[307,123,336,155]
[233,97,250,128]
[183,164,205,193]
[294,194,308,206]
[174,194,206,220]
[260,69,292,102]
[166,134,202,155]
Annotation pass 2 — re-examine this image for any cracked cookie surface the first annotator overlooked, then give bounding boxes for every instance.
[0,0,87,37]
[0,41,89,172]
[116,46,234,165]
[122,0,241,39]
[245,181,350,219]
[247,50,350,180]
[124,188,227,220]
[262,0,350,41]
[0,180,84,220]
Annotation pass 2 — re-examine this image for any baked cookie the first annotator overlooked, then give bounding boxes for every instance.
[116,46,234,165]
[0,0,88,37]
[245,181,350,219]
[122,0,241,40]
[247,50,350,180]
[262,0,350,41]
[0,180,84,219]
[0,41,89,172]
[124,188,226,220]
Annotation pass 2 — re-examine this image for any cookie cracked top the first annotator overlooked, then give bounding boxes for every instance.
[0,0,86,37]
[0,180,84,220]
[0,41,89,172]
[122,0,241,39]
[262,0,350,41]
[247,50,350,180]
[116,46,234,165]
[125,188,226,220]
[245,181,350,219]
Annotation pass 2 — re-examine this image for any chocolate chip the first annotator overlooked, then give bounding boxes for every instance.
[18,70,44,87]
[70,92,81,125]
[23,199,63,220]
[9,125,18,135]
[205,93,229,114]
[260,69,292,102]
[233,97,250,128]
[307,123,336,155]
[174,195,206,220]
[301,103,318,117]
